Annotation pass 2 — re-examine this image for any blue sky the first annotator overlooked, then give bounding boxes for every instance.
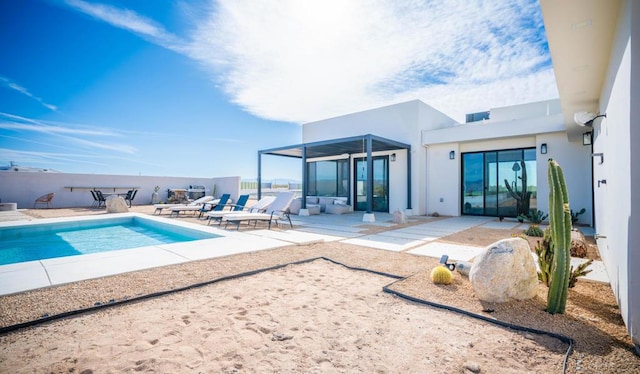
[0,0,558,180]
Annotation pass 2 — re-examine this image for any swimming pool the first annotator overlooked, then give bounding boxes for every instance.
[0,215,221,265]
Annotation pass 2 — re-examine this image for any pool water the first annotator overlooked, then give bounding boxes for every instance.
[0,217,220,265]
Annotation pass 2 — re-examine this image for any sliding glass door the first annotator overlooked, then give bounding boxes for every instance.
[462,148,536,217]
[354,156,389,212]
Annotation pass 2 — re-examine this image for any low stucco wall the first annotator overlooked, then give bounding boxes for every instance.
[0,172,240,209]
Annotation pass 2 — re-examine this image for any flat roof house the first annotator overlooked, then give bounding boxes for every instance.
[260,0,639,351]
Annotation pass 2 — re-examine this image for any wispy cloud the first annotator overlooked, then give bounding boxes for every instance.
[64,0,187,54]
[0,112,137,154]
[0,76,58,111]
[62,0,558,123]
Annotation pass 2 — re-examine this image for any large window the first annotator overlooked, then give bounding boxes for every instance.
[462,148,536,217]
[307,159,349,197]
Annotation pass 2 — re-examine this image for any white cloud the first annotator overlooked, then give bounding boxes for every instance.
[0,112,138,154]
[63,0,558,124]
[0,76,58,111]
[187,0,557,123]
[64,0,187,53]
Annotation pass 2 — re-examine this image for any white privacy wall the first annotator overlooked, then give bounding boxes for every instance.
[595,0,639,347]
[0,172,241,209]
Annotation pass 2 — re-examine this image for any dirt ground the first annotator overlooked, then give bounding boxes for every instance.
[0,206,638,373]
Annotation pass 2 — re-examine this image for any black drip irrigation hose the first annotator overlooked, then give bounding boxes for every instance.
[0,256,573,373]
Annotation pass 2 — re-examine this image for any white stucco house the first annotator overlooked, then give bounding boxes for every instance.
[260,98,591,224]
[259,0,638,351]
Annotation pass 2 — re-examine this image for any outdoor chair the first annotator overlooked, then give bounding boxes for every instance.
[205,194,254,225]
[170,194,230,217]
[94,190,107,208]
[198,193,233,219]
[153,195,213,215]
[222,191,295,230]
[90,190,100,208]
[124,189,137,207]
[33,193,54,208]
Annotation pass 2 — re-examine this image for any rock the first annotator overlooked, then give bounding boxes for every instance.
[392,210,407,224]
[464,361,481,373]
[456,261,473,277]
[571,228,588,257]
[469,238,538,303]
[106,196,129,213]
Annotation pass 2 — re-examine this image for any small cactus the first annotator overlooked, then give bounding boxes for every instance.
[431,265,453,285]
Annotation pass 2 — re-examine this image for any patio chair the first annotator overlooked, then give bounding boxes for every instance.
[204,194,256,225]
[170,194,230,217]
[124,189,137,207]
[33,192,54,208]
[93,190,107,208]
[153,195,214,215]
[222,191,295,230]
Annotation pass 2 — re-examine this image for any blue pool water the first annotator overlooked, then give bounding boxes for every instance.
[0,217,220,265]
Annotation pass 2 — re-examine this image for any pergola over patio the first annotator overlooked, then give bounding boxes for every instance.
[258,134,411,220]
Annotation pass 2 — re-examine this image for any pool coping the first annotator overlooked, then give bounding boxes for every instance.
[0,213,293,296]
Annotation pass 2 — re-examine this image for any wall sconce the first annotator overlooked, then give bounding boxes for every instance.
[540,143,547,154]
[574,112,606,127]
[592,152,604,164]
[390,153,396,162]
[449,150,455,160]
[583,132,592,145]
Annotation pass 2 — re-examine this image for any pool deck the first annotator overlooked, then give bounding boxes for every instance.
[0,210,608,296]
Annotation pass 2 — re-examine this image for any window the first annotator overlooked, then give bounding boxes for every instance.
[307,159,349,197]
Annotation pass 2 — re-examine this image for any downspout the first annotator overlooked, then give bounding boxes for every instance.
[257,151,262,200]
[301,146,307,210]
[407,147,412,211]
[366,135,374,214]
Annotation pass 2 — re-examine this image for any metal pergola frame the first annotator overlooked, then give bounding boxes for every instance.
[258,134,411,214]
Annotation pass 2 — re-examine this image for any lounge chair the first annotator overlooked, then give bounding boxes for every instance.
[169,194,230,217]
[222,191,295,230]
[195,193,233,219]
[199,194,250,221]
[205,194,268,225]
[124,189,137,207]
[153,195,214,215]
[33,192,54,208]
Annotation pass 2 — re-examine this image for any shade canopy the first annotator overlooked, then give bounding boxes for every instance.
[259,134,411,159]
[258,134,412,215]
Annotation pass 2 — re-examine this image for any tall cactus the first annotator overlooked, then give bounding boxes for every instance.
[546,159,572,314]
[504,159,532,216]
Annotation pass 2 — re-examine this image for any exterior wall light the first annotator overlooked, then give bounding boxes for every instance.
[541,143,548,154]
[574,112,606,127]
[390,153,396,162]
[583,132,592,145]
[449,150,455,160]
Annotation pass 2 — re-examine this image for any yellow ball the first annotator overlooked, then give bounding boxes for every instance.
[430,265,453,285]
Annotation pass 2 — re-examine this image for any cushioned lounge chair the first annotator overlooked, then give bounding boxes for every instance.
[153,195,213,215]
[170,194,230,217]
[222,192,295,230]
[201,194,250,221]
[196,193,235,219]
[206,194,272,225]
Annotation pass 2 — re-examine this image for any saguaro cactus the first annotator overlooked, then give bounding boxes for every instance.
[546,159,572,314]
[504,160,532,216]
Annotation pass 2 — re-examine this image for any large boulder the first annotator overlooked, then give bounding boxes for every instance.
[106,196,129,213]
[469,238,538,303]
